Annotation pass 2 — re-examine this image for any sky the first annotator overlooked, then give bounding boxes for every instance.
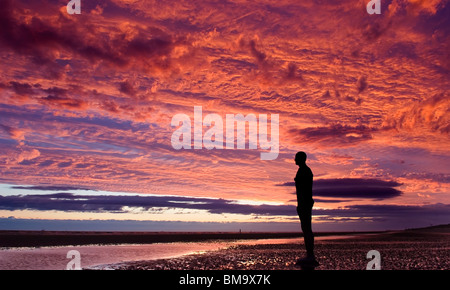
[0,0,449,232]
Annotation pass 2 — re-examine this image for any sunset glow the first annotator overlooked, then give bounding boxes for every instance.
[0,0,449,232]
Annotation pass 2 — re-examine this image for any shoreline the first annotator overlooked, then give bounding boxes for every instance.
[1,224,449,248]
[93,229,450,270]
[0,230,379,248]
[0,225,448,270]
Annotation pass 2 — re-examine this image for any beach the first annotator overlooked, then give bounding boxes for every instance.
[1,225,449,270]
[95,226,450,270]
[0,232,358,270]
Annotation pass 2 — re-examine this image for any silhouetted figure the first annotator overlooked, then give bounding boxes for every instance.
[294,151,318,268]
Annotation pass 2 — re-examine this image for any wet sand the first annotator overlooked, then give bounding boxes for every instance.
[100,227,450,270]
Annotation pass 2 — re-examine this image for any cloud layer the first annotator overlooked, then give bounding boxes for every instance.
[1,193,449,231]
[0,193,293,216]
[279,178,403,199]
[0,0,449,231]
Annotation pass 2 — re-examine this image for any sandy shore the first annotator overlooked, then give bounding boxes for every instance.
[99,228,450,270]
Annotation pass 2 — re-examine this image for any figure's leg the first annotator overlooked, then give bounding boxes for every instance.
[302,208,314,258]
[297,206,315,258]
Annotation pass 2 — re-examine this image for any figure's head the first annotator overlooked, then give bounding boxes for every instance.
[295,151,307,165]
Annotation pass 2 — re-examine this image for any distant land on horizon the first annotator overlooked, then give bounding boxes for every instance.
[0,223,448,248]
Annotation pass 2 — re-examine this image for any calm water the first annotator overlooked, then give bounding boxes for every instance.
[0,236,353,270]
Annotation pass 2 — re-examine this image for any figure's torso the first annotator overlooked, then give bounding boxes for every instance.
[295,165,314,206]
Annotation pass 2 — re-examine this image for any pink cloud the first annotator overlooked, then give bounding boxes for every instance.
[388,0,446,15]
[383,93,450,135]
[0,124,26,142]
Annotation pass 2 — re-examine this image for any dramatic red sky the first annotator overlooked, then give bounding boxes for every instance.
[0,0,449,232]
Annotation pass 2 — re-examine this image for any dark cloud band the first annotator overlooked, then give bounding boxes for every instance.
[278,178,403,199]
[0,193,294,216]
[11,185,93,191]
[0,193,448,226]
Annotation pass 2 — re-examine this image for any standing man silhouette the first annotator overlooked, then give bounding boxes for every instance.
[294,151,318,266]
